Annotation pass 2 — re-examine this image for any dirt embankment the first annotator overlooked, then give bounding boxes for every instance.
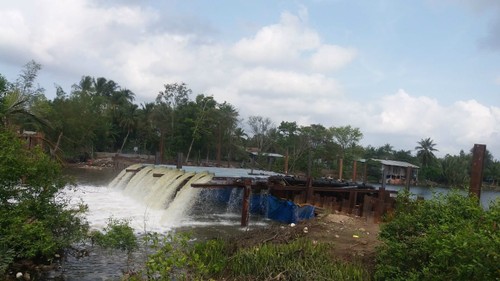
[232,212,380,269]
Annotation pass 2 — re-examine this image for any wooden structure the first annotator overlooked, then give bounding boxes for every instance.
[193,176,397,225]
[19,130,44,149]
[371,159,419,186]
[469,144,486,200]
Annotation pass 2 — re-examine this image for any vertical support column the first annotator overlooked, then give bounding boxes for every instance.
[241,179,252,227]
[352,160,357,182]
[381,167,387,189]
[363,161,368,183]
[348,190,356,213]
[306,177,314,204]
[405,166,412,191]
[284,148,289,175]
[375,187,386,223]
[470,144,486,201]
[176,152,183,169]
[338,158,343,180]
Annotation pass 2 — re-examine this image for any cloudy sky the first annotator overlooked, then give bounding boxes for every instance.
[1,0,499,158]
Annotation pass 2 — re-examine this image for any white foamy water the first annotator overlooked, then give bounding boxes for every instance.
[60,164,277,234]
[62,185,171,233]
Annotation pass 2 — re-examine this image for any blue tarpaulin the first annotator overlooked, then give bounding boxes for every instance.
[203,189,315,224]
[265,195,315,224]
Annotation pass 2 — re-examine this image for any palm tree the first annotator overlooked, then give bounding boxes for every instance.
[118,103,138,153]
[0,89,49,128]
[415,137,438,167]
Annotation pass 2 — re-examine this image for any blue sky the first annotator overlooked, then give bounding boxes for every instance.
[1,0,499,158]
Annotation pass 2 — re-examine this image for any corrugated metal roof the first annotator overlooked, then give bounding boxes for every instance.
[250,152,284,158]
[371,158,419,169]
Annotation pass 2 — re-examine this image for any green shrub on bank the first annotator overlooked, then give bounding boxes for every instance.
[0,129,89,273]
[375,190,500,281]
[229,238,369,280]
[141,232,228,280]
[91,218,137,252]
[136,233,370,281]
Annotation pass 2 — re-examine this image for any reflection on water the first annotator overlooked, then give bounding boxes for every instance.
[63,166,121,186]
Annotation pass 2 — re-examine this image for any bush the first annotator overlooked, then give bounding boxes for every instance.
[0,129,88,272]
[375,190,500,281]
[229,238,369,281]
[141,232,228,281]
[138,233,370,281]
[91,218,137,252]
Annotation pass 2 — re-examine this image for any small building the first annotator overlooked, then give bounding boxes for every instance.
[371,159,419,185]
[19,130,44,149]
[246,149,284,171]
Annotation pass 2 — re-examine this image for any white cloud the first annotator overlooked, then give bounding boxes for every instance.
[310,45,357,72]
[231,11,320,65]
[1,1,500,159]
[350,90,500,157]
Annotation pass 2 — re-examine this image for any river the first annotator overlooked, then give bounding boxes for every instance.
[40,166,499,280]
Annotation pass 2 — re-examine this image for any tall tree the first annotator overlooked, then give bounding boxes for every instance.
[14,60,44,103]
[118,103,138,153]
[0,62,49,129]
[216,102,239,165]
[330,125,363,159]
[247,115,274,151]
[415,137,438,167]
[185,95,217,163]
[156,83,191,158]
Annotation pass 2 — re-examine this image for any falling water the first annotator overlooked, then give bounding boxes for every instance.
[226,188,243,213]
[161,172,212,225]
[108,164,221,227]
[108,163,143,189]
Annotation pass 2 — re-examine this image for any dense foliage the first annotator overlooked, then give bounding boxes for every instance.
[2,61,500,186]
[0,129,88,273]
[375,191,500,280]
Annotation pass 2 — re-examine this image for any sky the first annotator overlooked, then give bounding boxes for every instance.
[1,0,500,159]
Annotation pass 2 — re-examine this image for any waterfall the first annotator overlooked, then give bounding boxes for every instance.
[226,188,243,213]
[123,165,155,196]
[161,172,212,225]
[108,164,214,226]
[108,163,144,189]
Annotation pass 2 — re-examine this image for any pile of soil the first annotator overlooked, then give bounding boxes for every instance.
[231,212,380,270]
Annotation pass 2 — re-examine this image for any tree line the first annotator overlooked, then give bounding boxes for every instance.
[1,61,499,187]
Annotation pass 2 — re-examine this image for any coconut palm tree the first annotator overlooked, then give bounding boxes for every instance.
[0,89,49,128]
[415,137,438,167]
[118,103,138,153]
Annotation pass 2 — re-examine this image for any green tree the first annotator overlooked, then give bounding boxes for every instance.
[156,82,191,157]
[215,101,239,165]
[441,150,470,188]
[185,95,217,163]
[330,125,363,159]
[0,129,88,272]
[136,102,158,154]
[376,191,499,280]
[118,103,138,153]
[415,137,438,167]
[0,62,49,130]
[247,115,275,152]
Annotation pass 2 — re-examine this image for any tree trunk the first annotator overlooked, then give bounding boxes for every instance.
[186,137,195,164]
[216,125,222,166]
[51,131,63,159]
[120,129,130,153]
[159,131,165,164]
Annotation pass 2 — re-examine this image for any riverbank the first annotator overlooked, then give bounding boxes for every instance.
[231,212,380,271]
